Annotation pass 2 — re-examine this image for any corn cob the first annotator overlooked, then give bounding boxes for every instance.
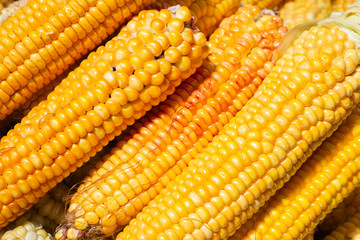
[118,5,360,240]
[242,0,283,9]
[0,0,154,120]
[2,0,242,136]
[228,104,360,240]
[331,0,356,12]
[323,213,360,240]
[151,0,241,37]
[6,0,242,123]
[2,5,207,162]
[0,0,241,121]
[55,7,287,240]
[58,62,213,240]
[0,6,207,230]
[278,0,331,29]
[315,187,360,237]
[0,0,29,26]
[0,216,52,240]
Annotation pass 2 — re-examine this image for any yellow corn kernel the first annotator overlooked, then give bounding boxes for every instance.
[278,0,331,29]
[229,105,360,240]
[56,7,287,240]
[0,0,202,120]
[151,0,241,37]
[117,7,360,240]
[316,187,360,236]
[331,0,356,12]
[242,0,283,9]
[0,7,207,231]
[0,216,52,240]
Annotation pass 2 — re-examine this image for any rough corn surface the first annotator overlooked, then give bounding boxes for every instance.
[323,213,360,240]
[117,15,360,240]
[0,0,156,120]
[151,0,241,37]
[0,6,207,230]
[229,104,360,240]
[0,216,52,240]
[278,0,331,29]
[57,7,287,240]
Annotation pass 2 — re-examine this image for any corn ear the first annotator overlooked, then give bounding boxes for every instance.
[0,6,207,230]
[118,6,360,240]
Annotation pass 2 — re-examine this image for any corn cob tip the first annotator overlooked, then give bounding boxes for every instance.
[54,207,105,240]
[319,1,360,47]
[275,1,360,62]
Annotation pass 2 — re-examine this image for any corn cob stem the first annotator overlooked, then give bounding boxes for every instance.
[0,6,207,230]
[117,5,360,240]
[228,104,360,240]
